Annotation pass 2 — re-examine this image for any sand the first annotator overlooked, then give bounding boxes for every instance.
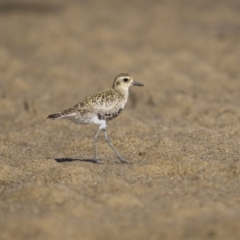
[1,0,240,239]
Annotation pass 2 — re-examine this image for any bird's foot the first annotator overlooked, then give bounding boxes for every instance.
[93,158,104,164]
[118,156,128,164]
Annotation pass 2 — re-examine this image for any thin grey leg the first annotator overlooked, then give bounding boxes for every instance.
[94,127,102,162]
[103,128,126,163]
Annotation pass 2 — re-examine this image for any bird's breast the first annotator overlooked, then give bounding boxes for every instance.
[98,108,123,121]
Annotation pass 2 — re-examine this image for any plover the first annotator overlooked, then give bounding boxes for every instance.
[47,73,144,163]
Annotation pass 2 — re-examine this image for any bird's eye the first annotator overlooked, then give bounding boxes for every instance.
[123,78,128,82]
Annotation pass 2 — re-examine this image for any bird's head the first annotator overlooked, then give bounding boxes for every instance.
[112,73,144,91]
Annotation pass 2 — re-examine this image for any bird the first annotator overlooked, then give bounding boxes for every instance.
[47,73,144,163]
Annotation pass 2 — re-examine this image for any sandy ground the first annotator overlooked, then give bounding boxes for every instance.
[1,0,240,239]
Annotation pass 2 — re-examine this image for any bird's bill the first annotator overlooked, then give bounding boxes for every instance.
[132,81,144,87]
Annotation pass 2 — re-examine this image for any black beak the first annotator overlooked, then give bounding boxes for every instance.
[132,81,144,87]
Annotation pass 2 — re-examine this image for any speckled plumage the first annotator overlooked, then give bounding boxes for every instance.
[47,73,144,163]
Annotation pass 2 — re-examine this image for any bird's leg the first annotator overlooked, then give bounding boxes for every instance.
[94,127,102,163]
[103,128,127,163]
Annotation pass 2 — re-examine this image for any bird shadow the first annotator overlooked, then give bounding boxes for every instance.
[54,157,130,164]
[55,158,102,164]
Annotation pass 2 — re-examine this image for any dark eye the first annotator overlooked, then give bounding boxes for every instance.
[123,78,128,82]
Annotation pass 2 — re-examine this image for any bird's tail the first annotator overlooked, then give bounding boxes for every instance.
[47,107,77,120]
[47,113,62,120]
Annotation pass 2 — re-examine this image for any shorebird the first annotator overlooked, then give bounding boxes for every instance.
[47,73,144,163]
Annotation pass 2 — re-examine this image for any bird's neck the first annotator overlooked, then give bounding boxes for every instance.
[113,86,129,97]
